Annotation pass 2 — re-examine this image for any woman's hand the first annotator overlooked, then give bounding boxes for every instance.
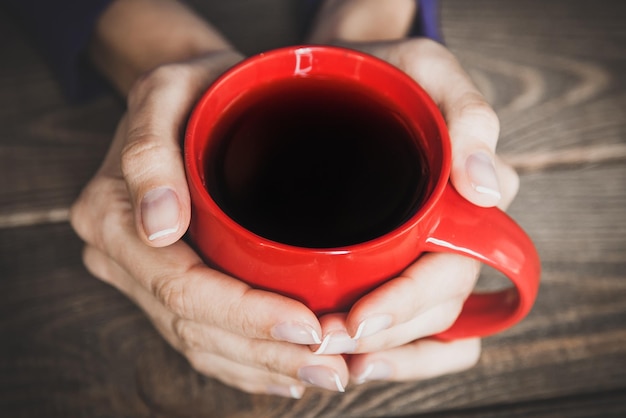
[307,38,520,385]
[70,53,352,398]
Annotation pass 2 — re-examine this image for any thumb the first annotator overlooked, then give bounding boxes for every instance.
[447,94,502,208]
[421,50,502,208]
[121,52,243,246]
[121,64,203,246]
[425,53,503,208]
[384,39,503,207]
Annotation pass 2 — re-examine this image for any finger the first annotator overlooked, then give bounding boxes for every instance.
[133,242,323,344]
[314,298,465,355]
[122,64,201,246]
[408,40,502,208]
[74,147,323,346]
[352,298,465,353]
[345,252,479,341]
[75,170,323,346]
[371,39,502,207]
[186,351,307,398]
[122,53,241,246]
[312,313,357,355]
[82,243,190,352]
[177,319,349,392]
[83,244,349,393]
[85,231,323,346]
[84,246,308,398]
[342,156,518,344]
[348,338,481,384]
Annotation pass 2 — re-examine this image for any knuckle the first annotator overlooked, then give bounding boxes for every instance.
[231,309,257,339]
[70,177,131,251]
[173,318,204,351]
[97,186,133,253]
[250,346,282,374]
[119,135,163,181]
[128,63,187,106]
[153,276,193,318]
[457,95,501,133]
[225,289,264,339]
[100,205,131,249]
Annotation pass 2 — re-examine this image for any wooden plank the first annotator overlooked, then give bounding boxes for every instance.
[1,164,624,417]
[0,9,122,223]
[1,0,625,222]
[1,0,625,416]
[441,0,626,156]
[397,389,626,418]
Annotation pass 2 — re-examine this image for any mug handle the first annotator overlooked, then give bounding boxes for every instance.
[423,185,541,340]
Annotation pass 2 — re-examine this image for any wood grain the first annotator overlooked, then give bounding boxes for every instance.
[399,389,626,418]
[1,165,624,417]
[1,0,626,416]
[442,0,626,157]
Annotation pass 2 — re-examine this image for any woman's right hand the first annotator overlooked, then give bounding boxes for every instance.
[70,52,350,398]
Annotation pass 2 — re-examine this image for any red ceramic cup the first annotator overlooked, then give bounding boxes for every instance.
[185,46,541,340]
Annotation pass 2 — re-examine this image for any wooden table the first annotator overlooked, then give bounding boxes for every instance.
[1,1,625,416]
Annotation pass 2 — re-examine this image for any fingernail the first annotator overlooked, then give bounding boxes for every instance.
[271,322,322,345]
[466,152,501,200]
[352,315,393,340]
[266,384,305,399]
[314,331,357,355]
[298,366,345,392]
[141,187,180,241]
[353,361,393,384]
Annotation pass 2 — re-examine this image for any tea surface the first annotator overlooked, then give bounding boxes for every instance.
[207,77,428,248]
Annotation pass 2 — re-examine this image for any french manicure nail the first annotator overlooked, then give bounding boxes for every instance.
[466,152,501,200]
[266,384,305,399]
[141,187,180,241]
[271,322,322,345]
[298,365,345,392]
[314,331,357,355]
[353,315,392,340]
[354,361,393,384]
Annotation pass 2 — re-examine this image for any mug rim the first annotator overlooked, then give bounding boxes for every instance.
[185,45,452,254]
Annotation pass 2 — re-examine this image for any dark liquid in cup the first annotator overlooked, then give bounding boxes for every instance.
[206,77,429,248]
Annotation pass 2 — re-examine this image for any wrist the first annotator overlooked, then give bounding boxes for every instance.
[88,0,234,96]
[308,0,416,44]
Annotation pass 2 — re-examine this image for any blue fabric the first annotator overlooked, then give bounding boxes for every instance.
[412,0,443,43]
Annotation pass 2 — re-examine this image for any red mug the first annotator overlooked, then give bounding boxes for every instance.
[184,46,540,340]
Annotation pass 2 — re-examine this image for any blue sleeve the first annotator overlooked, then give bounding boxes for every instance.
[3,0,114,102]
[411,0,444,42]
